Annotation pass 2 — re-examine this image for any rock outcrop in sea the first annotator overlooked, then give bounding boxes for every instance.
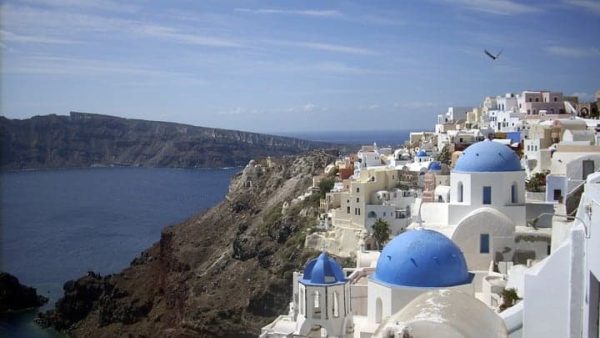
[0,112,338,170]
[37,151,339,337]
[0,272,48,313]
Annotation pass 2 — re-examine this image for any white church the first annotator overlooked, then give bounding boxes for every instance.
[260,229,508,338]
[415,139,551,271]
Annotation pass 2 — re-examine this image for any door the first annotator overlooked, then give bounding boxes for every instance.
[554,189,562,202]
[583,160,595,180]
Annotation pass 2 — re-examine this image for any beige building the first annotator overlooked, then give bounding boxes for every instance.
[517,91,566,115]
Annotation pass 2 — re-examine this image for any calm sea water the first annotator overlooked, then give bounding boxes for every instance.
[282,129,413,147]
[0,167,238,337]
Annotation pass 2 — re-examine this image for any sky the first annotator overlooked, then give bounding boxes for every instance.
[1,0,600,133]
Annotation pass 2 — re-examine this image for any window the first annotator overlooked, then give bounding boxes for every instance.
[480,234,490,253]
[368,211,377,218]
[356,187,360,193]
[333,292,340,318]
[375,298,383,324]
[299,287,304,315]
[554,97,558,102]
[313,291,321,316]
[511,183,518,203]
[356,198,359,203]
[457,182,464,202]
[483,186,492,204]
[358,208,360,215]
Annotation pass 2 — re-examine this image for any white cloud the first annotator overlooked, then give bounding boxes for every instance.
[235,8,343,18]
[20,0,139,13]
[357,104,380,111]
[132,25,242,48]
[546,46,600,57]
[563,0,600,15]
[2,4,241,48]
[303,103,317,112]
[571,92,593,101]
[3,56,206,86]
[394,101,438,109]
[266,40,375,55]
[1,30,81,44]
[217,107,263,116]
[311,62,384,75]
[360,15,405,26]
[443,0,539,15]
[284,103,328,113]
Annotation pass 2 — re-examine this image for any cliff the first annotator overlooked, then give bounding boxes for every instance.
[37,151,340,337]
[0,272,48,313]
[0,112,337,170]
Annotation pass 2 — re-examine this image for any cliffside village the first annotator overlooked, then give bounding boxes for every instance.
[259,90,600,338]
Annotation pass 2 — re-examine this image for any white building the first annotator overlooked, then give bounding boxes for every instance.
[545,147,600,203]
[354,144,384,177]
[514,172,600,337]
[488,110,524,132]
[263,229,509,338]
[403,149,433,173]
[517,91,566,115]
[260,252,353,338]
[436,106,474,133]
[417,140,551,271]
[373,289,508,338]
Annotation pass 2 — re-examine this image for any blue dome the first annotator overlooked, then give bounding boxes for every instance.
[428,161,442,171]
[300,252,346,286]
[416,150,428,157]
[373,229,471,287]
[454,140,522,172]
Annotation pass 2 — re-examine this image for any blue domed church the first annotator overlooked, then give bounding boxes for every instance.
[367,229,474,325]
[261,230,506,338]
[417,140,551,271]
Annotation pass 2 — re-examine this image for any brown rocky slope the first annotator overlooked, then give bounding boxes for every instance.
[38,150,338,337]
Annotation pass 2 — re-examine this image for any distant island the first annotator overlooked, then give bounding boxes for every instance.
[0,112,339,170]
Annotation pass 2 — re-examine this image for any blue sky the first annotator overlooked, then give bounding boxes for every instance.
[1,0,599,133]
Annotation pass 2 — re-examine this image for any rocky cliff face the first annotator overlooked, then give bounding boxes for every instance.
[0,112,335,170]
[0,272,48,313]
[37,151,337,337]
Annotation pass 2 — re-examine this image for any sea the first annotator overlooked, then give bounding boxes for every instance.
[0,167,238,337]
[282,129,413,148]
[0,130,410,337]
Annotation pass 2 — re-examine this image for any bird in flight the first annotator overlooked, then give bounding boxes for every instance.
[484,49,502,60]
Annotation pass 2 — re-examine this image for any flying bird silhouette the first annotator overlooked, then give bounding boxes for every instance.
[484,49,502,60]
